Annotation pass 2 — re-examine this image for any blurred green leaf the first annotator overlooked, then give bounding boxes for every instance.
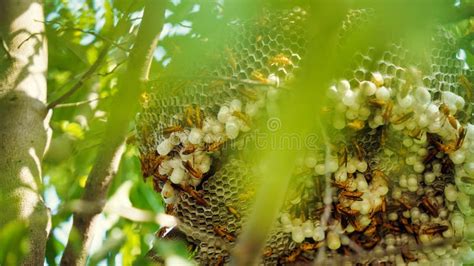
[60,121,85,140]
[0,221,29,265]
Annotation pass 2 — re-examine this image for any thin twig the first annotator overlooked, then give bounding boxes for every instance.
[97,59,126,76]
[149,75,288,90]
[178,22,192,28]
[17,32,44,49]
[0,36,12,59]
[36,19,130,52]
[53,96,107,108]
[46,45,110,109]
[315,121,334,264]
[57,27,130,52]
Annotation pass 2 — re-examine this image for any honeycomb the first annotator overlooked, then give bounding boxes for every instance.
[136,6,474,265]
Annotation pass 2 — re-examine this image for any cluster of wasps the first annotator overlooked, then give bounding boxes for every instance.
[347,71,471,153]
[278,73,474,264]
[140,105,220,208]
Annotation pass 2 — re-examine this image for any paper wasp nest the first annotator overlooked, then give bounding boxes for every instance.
[136,7,474,265]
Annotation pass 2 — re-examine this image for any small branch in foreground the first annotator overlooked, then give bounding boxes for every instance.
[53,96,106,109]
[37,19,131,52]
[149,75,290,91]
[17,32,44,49]
[97,59,126,76]
[46,13,133,110]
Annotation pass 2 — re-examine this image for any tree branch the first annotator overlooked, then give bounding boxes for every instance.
[53,96,106,109]
[46,10,133,110]
[56,26,130,52]
[0,1,50,265]
[60,1,167,265]
[46,45,110,109]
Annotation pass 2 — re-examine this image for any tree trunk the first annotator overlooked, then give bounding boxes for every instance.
[0,0,51,265]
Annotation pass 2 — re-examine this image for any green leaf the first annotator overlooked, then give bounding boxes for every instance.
[0,221,29,265]
[113,0,145,14]
[60,121,85,140]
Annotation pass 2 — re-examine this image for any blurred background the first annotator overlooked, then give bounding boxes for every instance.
[1,0,473,265]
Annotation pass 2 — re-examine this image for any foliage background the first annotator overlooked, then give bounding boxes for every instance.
[0,0,473,265]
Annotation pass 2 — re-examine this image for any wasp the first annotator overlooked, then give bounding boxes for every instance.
[300,241,324,251]
[338,146,348,167]
[340,191,363,201]
[184,105,194,127]
[361,234,381,249]
[332,179,350,191]
[383,101,394,125]
[347,119,365,131]
[401,246,417,262]
[184,105,204,128]
[214,225,236,242]
[162,125,184,135]
[423,224,449,235]
[206,140,226,152]
[368,98,387,108]
[383,222,401,233]
[263,247,273,257]
[392,112,414,125]
[140,91,151,106]
[409,127,424,140]
[182,160,203,179]
[439,103,459,129]
[283,248,302,263]
[420,196,438,217]
[268,53,292,67]
[140,153,167,178]
[348,217,364,232]
[433,127,466,154]
[352,140,365,161]
[182,144,197,155]
[251,70,269,83]
[363,223,377,237]
[195,106,203,128]
[226,205,240,219]
[238,87,258,101]
[372,169,388,182]
[396,197,413,210]
[400,217,417,234]
[456,126,467,150]
[336,204,360,217]
[180,184,208,206]
[459,74,473,102]
[232,111,251,126]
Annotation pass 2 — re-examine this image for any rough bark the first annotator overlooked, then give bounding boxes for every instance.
[0,0,51,265]
[60,1,166,265]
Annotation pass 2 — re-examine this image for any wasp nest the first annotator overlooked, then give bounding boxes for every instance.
[136,7,474,265]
